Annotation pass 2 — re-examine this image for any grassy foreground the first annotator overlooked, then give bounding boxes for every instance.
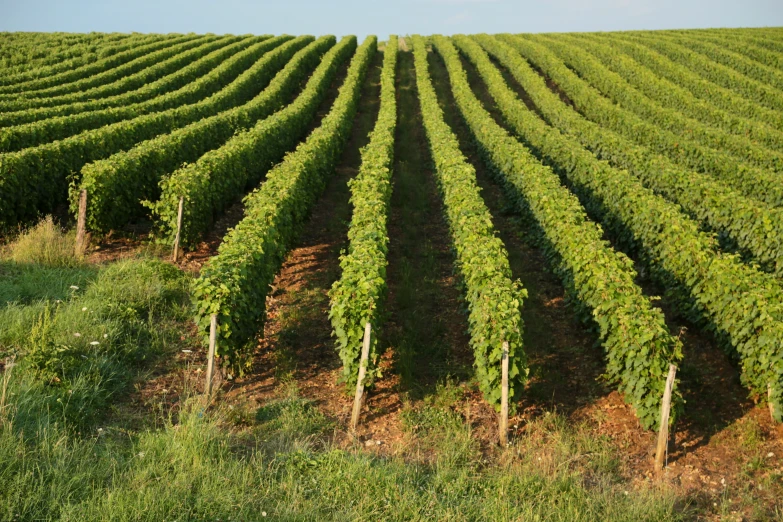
[0,220,687,521]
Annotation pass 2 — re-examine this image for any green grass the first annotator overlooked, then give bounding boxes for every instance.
[0,217,690,521]
[1,216,99,308]
[1,235,191,431]
[0,383,688,521]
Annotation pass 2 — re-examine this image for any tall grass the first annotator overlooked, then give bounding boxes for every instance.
[1,255,190,431]
[0,386,688,521]
[7,216,79,267]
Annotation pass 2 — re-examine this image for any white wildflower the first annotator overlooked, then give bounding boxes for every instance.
[73,332,81,337]
[90,341,100,346]
[103,334,108,339]
[181,349,192,354]
[69,286,79,290]
[82,307,88,312]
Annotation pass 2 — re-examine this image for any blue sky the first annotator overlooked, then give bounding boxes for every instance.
[1,0,781,38]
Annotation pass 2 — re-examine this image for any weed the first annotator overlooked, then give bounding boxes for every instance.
[7,216,79,267]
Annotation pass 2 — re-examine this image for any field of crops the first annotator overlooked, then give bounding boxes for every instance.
[2,28,783,519]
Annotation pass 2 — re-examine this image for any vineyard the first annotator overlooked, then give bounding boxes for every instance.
[1,28,783,520]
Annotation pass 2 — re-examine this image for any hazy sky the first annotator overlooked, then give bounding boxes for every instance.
[1,0,781,38]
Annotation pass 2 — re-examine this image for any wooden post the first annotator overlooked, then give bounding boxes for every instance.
[499,341,510,447]
[655,364,677,473]
[770,383,777,422]
[0,357,14,419]
[172,196,184,262]
[350,322,372,432]
[74,190,88,256]
[205,314,217,399]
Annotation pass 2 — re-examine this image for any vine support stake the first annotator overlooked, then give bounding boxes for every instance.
[172,196,184,262]
[499,341,509,447]
[205,314,217,400]
[351,322,372,433]
[770,383,777,422]
[1,356,16,421]
[75,190,88,257]
[654,364,677,473]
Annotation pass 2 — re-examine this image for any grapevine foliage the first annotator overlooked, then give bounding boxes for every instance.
[192,36,375,373]
[76,35,321,234]
[0,36,291,228]
[328,36,398,389]
[152,36,355,248]
[485,34,783,423]
[436,35,682,429]
[0,35,252,150]
[413,35,527,412]
[470,35,783,278]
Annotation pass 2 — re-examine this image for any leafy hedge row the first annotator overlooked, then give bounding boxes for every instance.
[0,35,224,112]
[440,35,681,429]
[415,36,527,411]
[661,32,783,92]
[625,33,783,113]
[0,33,199,95]
[479,35,783,422]
[0,37,250,152]
[0,32,126,73]
[529,34,783,173]
[0,33,165,86]
[687,31,783,70]
[0,36,263,128]
[592,32,783,133]
[731,32,783,55]
[560,33,783,154]
[0,36,292,228]
[328,36,398,389]
[471,35,783,277]
[192,36,373,373]
[0,35,238,117]
[500,35,783,209]
[0,33,120,74]
[74,36,316,233]
[3,33,138,71]
[151,36,352,247]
